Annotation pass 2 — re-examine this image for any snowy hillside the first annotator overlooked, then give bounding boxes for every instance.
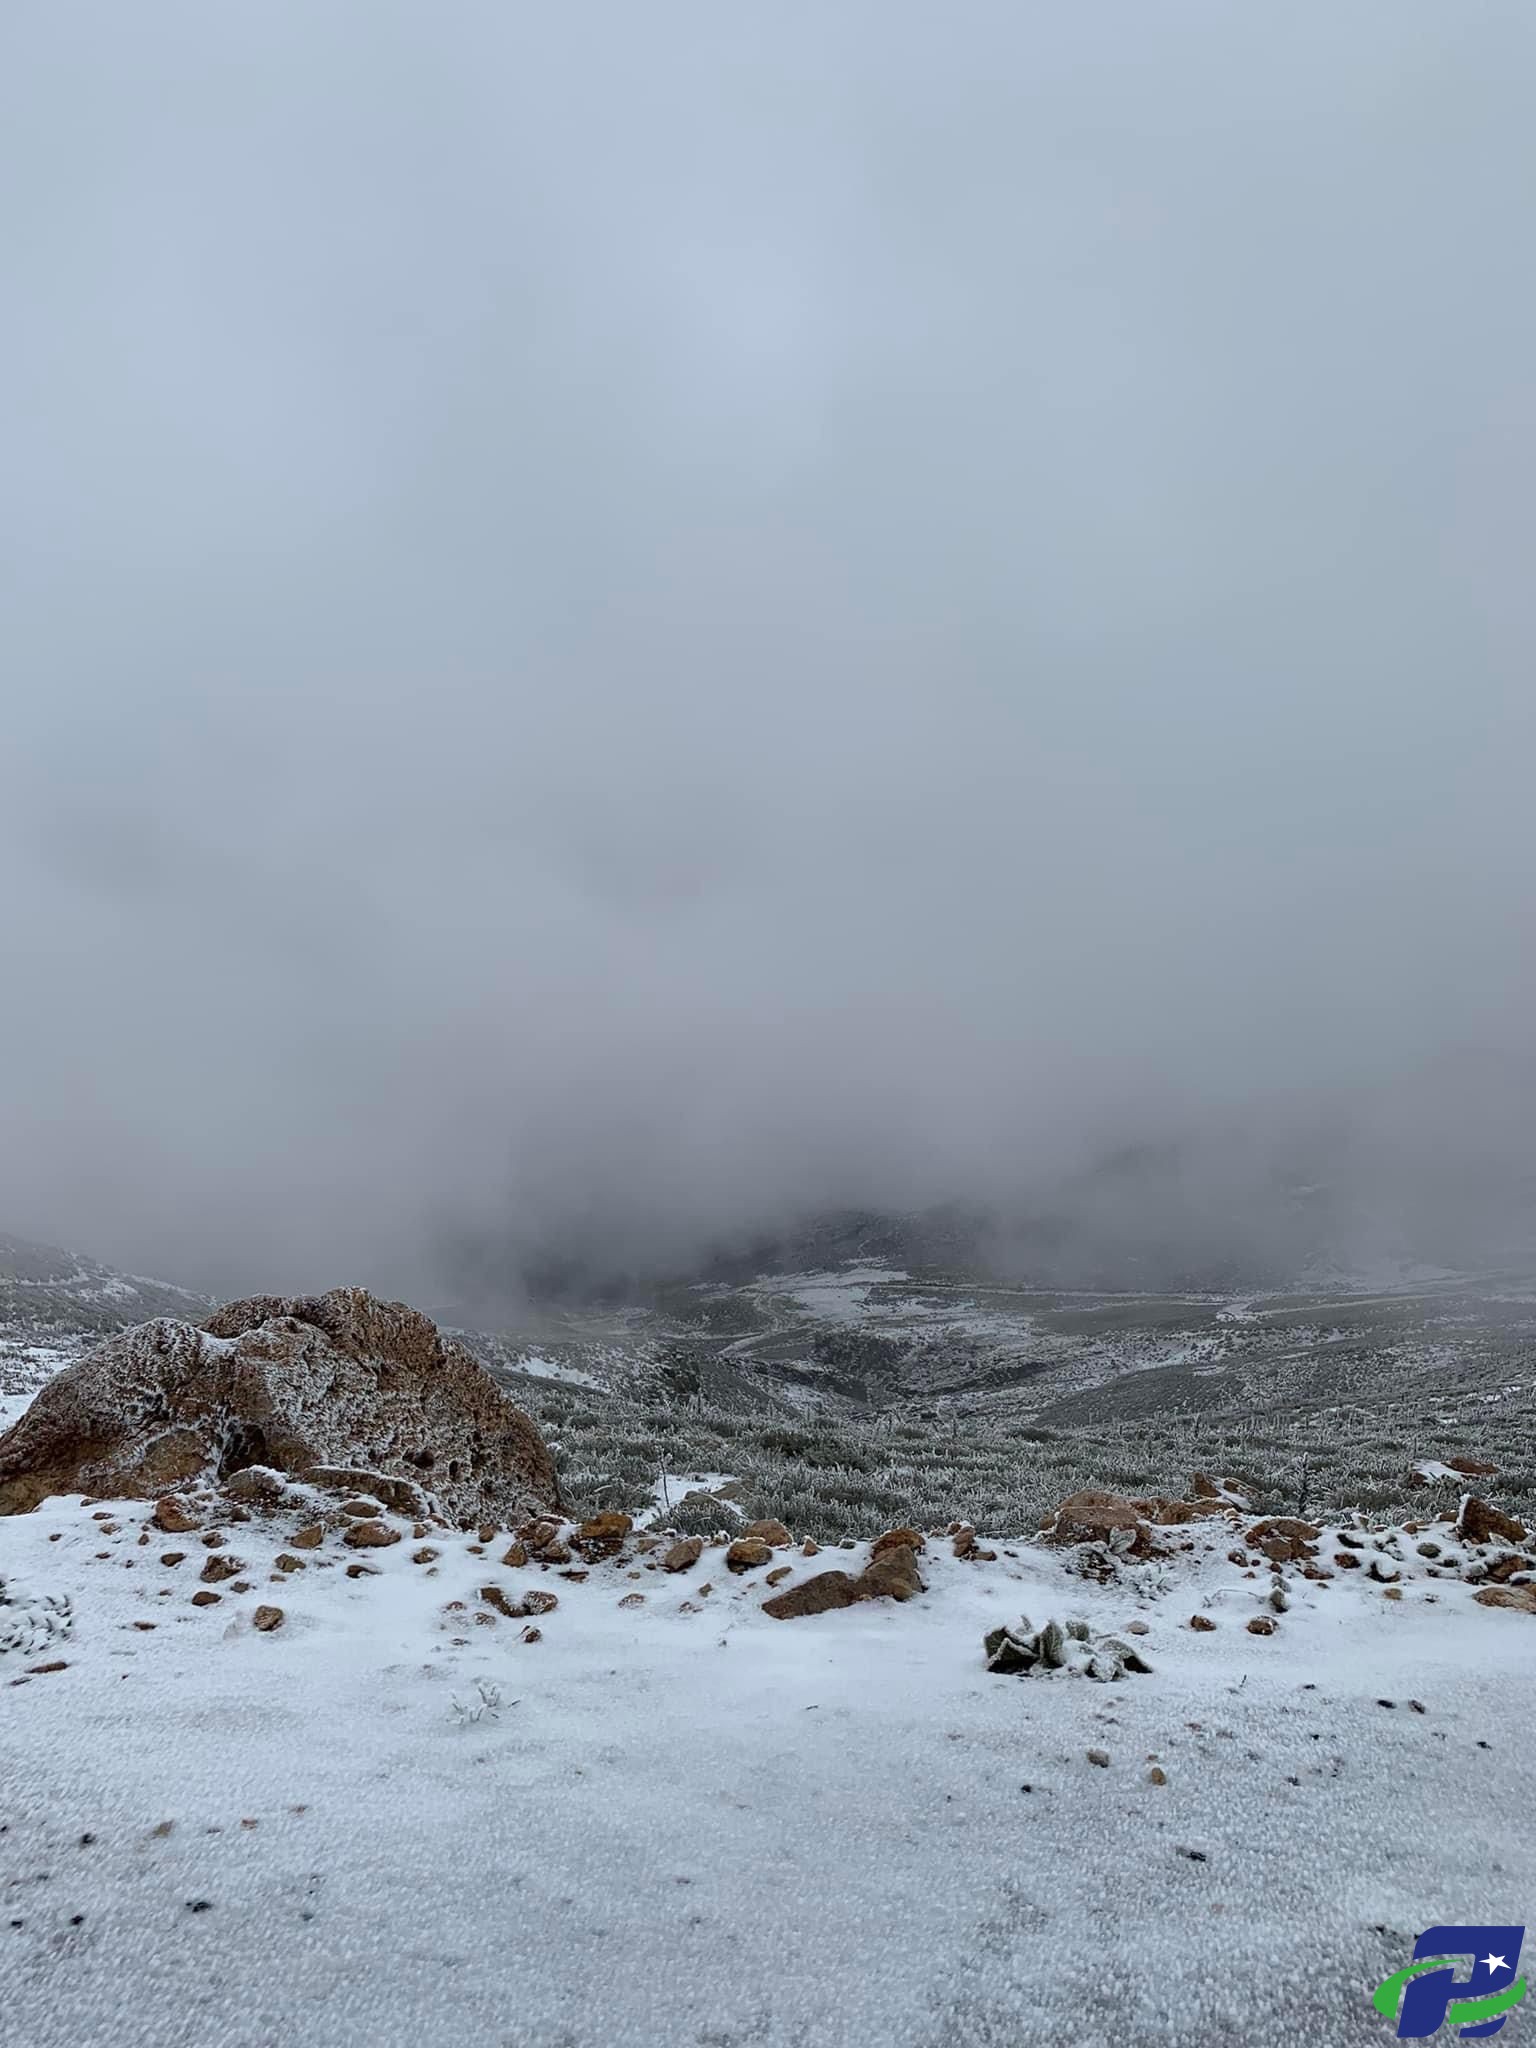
[4,1468,1533,2046]
[0,1234,210,1337]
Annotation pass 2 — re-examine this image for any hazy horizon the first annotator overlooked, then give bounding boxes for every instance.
[4,6,1534,1306]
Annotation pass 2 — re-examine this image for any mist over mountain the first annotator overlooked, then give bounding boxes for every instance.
[3,6,1533,1306]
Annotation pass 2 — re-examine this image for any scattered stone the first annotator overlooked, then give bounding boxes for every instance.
[1459,1498,1528,1548]
[501,1542,528,1568]
[1245,1615,1277,1636]
[762,1571,863,1620]
[801,1539,820,1557]
[618,1593,645,1609]
[160,1552,186,1568]
[411,1547,440,1565]
[661,1537,704,1574]
[222,1467,290,1506]
[1044,1490,1153,1557]
[1189,1614,1217,1631]
[1334,1552,1361,1570]
[1124,1619,1151,1635]
[520,1626,542,1643]
[1446,1455,1498,1478]
[1148,1766,1168,1786]
[575,1512,632,1560]
[337,1499,383,1520]
[1368,1557,1400,1584]
[870,1527,925,1559]
[252,1605,284,1633]
[1245,1518,1319,1564]
[1086,1748,1110,1767]
[765,1565,792,1587]
[344,1564,378,1580]
[199,1555,243,1584]
[557,1568,589,1582]
[151,1496,201,1535]
[190,1590,221,1607]
[342,1519,401,1550]
[952,1527,977,1559]
[857,1545,924,1602]
[725,1537,773,1574]
[1474,1584,1536,1614]
[291,1525,325,1550]
[741,1519,792,1549]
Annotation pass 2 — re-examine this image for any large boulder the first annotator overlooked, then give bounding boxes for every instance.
[0,1287,559,1526]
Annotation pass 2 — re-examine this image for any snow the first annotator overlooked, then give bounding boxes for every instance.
[772,1267,911,1321]
[506,1354,603,1391]
[3,1491,1534,2048]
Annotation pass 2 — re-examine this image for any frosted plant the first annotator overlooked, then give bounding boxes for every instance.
[0,1575,73,1658]
[450,1678,507,1726]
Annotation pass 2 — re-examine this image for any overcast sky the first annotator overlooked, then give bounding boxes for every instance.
[3,4,1533,1299]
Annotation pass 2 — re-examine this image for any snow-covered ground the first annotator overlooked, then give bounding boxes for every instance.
[4,1482,1533,2047]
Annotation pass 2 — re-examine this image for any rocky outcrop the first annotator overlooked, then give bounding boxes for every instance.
[0,1287,559,1527]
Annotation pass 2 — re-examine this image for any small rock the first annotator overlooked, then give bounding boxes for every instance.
[870,1527,926,1559]
[857,1546,924,1602]
[342,1520,402,1550]
[199,1554,244,1584]
[160,1552,186,1568]
[725,1537,773,1574]
[252,1606,284,1633]
[274,1554,306,1573]
[1245,1615,1277,1636]
[1459,1498,1528,1548]
[1148,1766,1168,1786]
[765,1565,792,1586]
[411,1547,440,1565]
[801,1539,820,1557]
[151,1496,201,1534]
[618,1592,645,1609]
[190,1590,221,1607]
[661,1537,704,1574]
[575,1512,632,1559]
[1086,1748,1110,1768]
[344,1563,379,1579]
[741,1519,792,1548]
[1474,1584,1536,1614]
[762,1570,863,1620]
[1189,1614,1217,1632]
[501,1542,529,1568]
[291,1525,325,1550]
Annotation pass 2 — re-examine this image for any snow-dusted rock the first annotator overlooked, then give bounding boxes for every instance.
[0,1287,558,1527]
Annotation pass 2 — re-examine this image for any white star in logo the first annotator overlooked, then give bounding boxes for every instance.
[1481,1954,1509,1974]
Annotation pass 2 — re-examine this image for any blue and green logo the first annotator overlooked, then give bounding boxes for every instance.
[1374,1927,1526,2038]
